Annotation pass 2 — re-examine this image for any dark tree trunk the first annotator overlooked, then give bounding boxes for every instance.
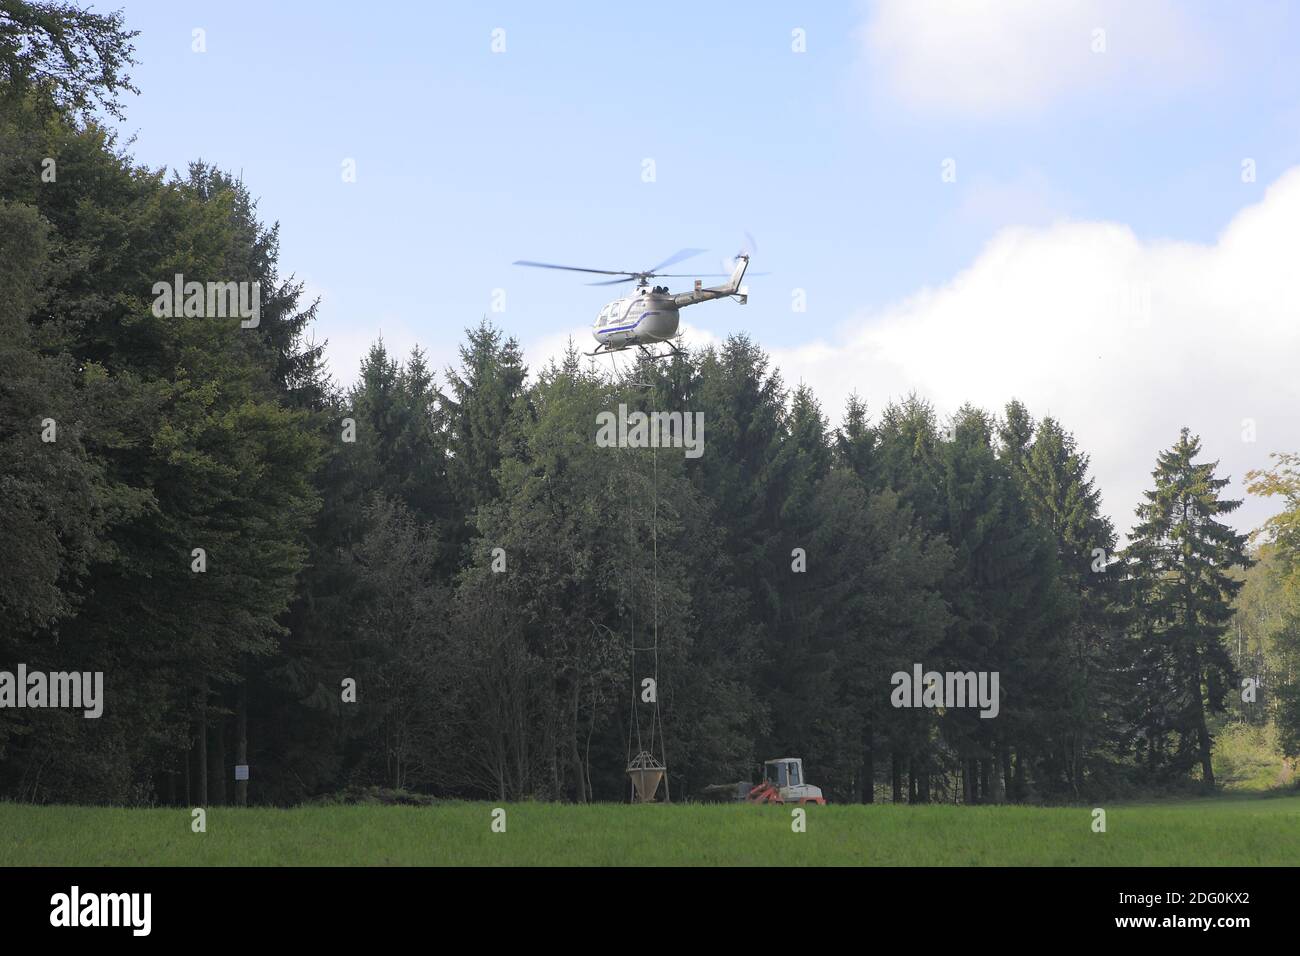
[1072,732,1085,797]
[197,686,208,807]
[1196,722,1215,787]
[891,750,903,803]
[861,720,874,804]
[211,714,226,806]
[1188,649,1216,787]
[570,680,586,803]
[235,678,248,807]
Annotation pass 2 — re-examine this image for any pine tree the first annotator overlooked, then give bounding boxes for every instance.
[441,319,527,524]
[872,394,945,530]
[802,469,951,801]
[937,405,1066,803]
[1124,428,1252,786]
[869,395,947,799]
[1000,404,1128,796]
[835,393,875,484]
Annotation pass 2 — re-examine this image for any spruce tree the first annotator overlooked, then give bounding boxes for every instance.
[1000,405,1128,796]
[938,405,1066,803]
[835,393,876,485]
[1124,428,1251,786]
[441,319,527,521]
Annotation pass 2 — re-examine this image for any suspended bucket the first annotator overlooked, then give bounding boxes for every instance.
[626,750,666,803]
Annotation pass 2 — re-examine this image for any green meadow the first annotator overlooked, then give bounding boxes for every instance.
[2,792,1297,866]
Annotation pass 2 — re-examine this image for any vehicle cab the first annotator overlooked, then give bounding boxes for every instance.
[763,757,825,804]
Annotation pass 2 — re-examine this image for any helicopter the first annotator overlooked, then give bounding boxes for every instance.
[513,248,753,358]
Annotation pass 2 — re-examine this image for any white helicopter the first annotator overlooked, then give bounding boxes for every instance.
[513,248,754,358]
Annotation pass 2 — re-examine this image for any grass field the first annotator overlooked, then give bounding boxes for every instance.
[2,792,1297,866]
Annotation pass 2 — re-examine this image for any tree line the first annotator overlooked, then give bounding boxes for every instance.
[3,1,1298,805]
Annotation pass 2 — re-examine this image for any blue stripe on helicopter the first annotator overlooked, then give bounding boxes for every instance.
[601,311,659,334]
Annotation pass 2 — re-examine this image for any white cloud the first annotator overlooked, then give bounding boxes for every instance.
[955,169,1078,231]
[859,0,1211,117]
[773,168,1300,537]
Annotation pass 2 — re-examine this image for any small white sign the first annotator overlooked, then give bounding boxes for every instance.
[234,764,249,781]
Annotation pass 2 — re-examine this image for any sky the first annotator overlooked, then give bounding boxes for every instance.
[108,0,1300,538]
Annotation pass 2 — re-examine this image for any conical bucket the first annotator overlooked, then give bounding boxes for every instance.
[626,750,666,803]
[628,767,664,802]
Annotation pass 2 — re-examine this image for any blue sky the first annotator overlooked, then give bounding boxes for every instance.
[111,1,1300,533]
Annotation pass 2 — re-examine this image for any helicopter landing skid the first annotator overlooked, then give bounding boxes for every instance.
[585,341,683,360]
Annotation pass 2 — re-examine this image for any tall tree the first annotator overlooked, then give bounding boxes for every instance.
[0,0,137,119]
[1,81,322,802]
[835,392,876,485]
[1245,453,1300,757]
[937,405,1066,803]
[1124,429,1251,787]
[441,319,527,528]
[1000,404,1129,796]
[800,469,951,801]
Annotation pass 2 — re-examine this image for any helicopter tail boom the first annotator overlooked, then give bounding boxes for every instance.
[671,254,749,309]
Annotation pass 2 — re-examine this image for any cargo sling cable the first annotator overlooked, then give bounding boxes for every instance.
[625,430,668,802]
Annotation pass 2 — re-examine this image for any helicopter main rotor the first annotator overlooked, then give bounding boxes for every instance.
[513,248,742,287]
